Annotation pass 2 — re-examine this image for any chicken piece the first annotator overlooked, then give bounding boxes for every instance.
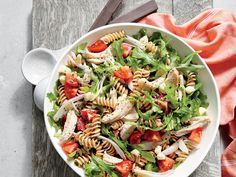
[165,68,179,87]
[137,77,165,91]
[103,152,123,165]
[83,46,112,59]
[174,116,211,137]
[122,108,139,122]
[120,123,136,140]
[60,110,77,143]
[101,97,133,124]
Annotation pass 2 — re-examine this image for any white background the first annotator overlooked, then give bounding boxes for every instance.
[0,0,235,176]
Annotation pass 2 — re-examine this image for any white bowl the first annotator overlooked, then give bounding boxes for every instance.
[44,23,220,177]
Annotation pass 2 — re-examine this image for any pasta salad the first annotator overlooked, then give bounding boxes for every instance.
[47,28,210,177]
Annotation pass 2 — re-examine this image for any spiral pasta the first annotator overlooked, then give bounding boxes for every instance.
[127,154,147,167]
[74,154,92,167]
[145,42,159,53]
[100,30,125,44]
[65,51,85,67]
[93,96,118,109]
[58,85,67,105]
[84,114,101,138]
[75,132,99,149]
[110,120,124,130]
[186,72,196,87]
[101,140,116,156]
[111,76,129,95]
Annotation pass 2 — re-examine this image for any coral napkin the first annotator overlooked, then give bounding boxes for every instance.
[139,8,236,177]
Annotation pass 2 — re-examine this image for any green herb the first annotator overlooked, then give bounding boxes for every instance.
[68,151,77,158]
[76,42,87,54]
[47,103,61,131]
[47,92,57,102]
[111,40,125,65]
[85,161,104,177]
[92,155,120,177]
[145,163,157,172]
[131,144,156,163]
[132,28,147,40]
[165,85,179,109]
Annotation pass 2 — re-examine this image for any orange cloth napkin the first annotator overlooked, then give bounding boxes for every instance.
[139,8,236,177]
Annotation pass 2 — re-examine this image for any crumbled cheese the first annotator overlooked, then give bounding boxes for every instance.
[155,145,166,160]
[185,86,195,94]
[59,75,65,84]
[199,107,207,116]
[131,149,140,157]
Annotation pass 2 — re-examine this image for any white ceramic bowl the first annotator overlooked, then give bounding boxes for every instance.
[44,23,220,177]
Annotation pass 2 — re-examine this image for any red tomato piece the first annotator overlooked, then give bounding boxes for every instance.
[77,117,85,131]
[87,40,108,53]
[158,157,175,172]
[143,130,162,142]
[113,66,133,83]
[129,131,143,144]
[114,130,119,139]
[62,142,78,154]
[81,109,98,123]
[188,127,203,144]
[121,43,132,58]
[65,73,78,87]
[64,85,78,99]
[115,160,133,177]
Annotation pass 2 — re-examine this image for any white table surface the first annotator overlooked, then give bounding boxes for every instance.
[0,1,235,177]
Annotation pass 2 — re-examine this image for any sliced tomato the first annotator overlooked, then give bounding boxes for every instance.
[115,160,133,177]
[129,131,143,144]
[158,157,175,172]
[87,40,108,53]
[65,73,78,87]
[188,127,203,144]
[113,66,133,83]
[62,142,78,154]
[121,43,132,58]
[114,130,119,139]
[81,109,98,123]
[77,117,85,131]
[64,85,78,99]
[143,130,162,142]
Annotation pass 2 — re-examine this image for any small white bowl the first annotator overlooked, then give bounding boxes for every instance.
[44,23,220,177]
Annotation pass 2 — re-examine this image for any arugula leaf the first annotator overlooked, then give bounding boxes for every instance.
[131,144,156,163]
[92,155,120,177]
[149,32,162,42]
[68,151,77,158]
[145,162,158,172]
[163,114,181,131]
[164,85,179,109]
[133,28,147,40]
[111,40,125,65]
[47,103,61,131]
[76,42,87,54]
[47,92,57,102]
[85,160,104,177]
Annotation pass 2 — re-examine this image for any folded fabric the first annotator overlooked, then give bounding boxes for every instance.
[139,8,236,177]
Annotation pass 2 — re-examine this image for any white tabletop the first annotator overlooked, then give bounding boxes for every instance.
[0,0,235,177]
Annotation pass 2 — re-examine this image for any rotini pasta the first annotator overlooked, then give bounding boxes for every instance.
[57,85,67,105]
[65,51,85,67]
[110,120,124,130]
[186,72,196,87]
[111,76,129,95]
[100,30,125,44]
[74,154,92,167]
[93,96,118,109]
[145,41,159,53]
[75,132,99,149]
[84,113,101,138]
[101,140,116,156]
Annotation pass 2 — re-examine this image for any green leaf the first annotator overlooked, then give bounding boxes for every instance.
[111,40,125,65]
[76,42,87,54]
[132,28,147,40]
[47,103,61,131]
[145,163,158,172]
[68,151,77,158]
[140,151,156,163]
[47,92,57,102]
[92,155,120,177]
[85,161,103,177]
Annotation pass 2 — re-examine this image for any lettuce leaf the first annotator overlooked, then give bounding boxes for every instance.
[47,103,61,131]
[76,42,87,54]
[132,28,147,40]
[47,92,57,102]
[111,40,125,65]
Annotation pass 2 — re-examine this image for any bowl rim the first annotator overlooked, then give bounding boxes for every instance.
[43,22,221,177]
